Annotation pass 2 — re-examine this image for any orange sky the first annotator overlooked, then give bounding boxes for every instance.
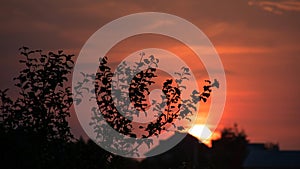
[0,0,300,150]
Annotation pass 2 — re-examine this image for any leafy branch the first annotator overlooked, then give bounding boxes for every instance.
[73,53,219,156]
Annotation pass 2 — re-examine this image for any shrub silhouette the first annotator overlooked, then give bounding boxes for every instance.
[74,52,218,157]
[0,47,76,168]
[0,47,74,142]
[0,47,220,168]
[211,124,248,169]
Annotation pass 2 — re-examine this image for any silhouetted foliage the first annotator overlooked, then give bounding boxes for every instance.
[0,47,74,142]
[0,47,77,168]
[211,124,249,169]
[0,47,227,169]
[74,53,218,157]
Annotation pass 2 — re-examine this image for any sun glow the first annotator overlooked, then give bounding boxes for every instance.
[188,124,212,141]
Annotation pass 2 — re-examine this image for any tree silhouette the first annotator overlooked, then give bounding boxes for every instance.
[211,124,248,169]
[0,47,76,168]
[0,47,221,168]
[74,53,218,157]
[0,47,74,142]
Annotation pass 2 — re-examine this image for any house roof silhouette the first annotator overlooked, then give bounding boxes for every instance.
[145,132,209,157]
[141,132,211,169]
[243,144,300,169]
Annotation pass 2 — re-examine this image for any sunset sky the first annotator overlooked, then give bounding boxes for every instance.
[0,0,300,150]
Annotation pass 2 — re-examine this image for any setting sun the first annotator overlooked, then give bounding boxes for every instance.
[188,124,212,141]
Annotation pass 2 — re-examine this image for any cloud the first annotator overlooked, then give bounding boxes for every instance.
[248,0,300,14]
[216,45,272,55]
